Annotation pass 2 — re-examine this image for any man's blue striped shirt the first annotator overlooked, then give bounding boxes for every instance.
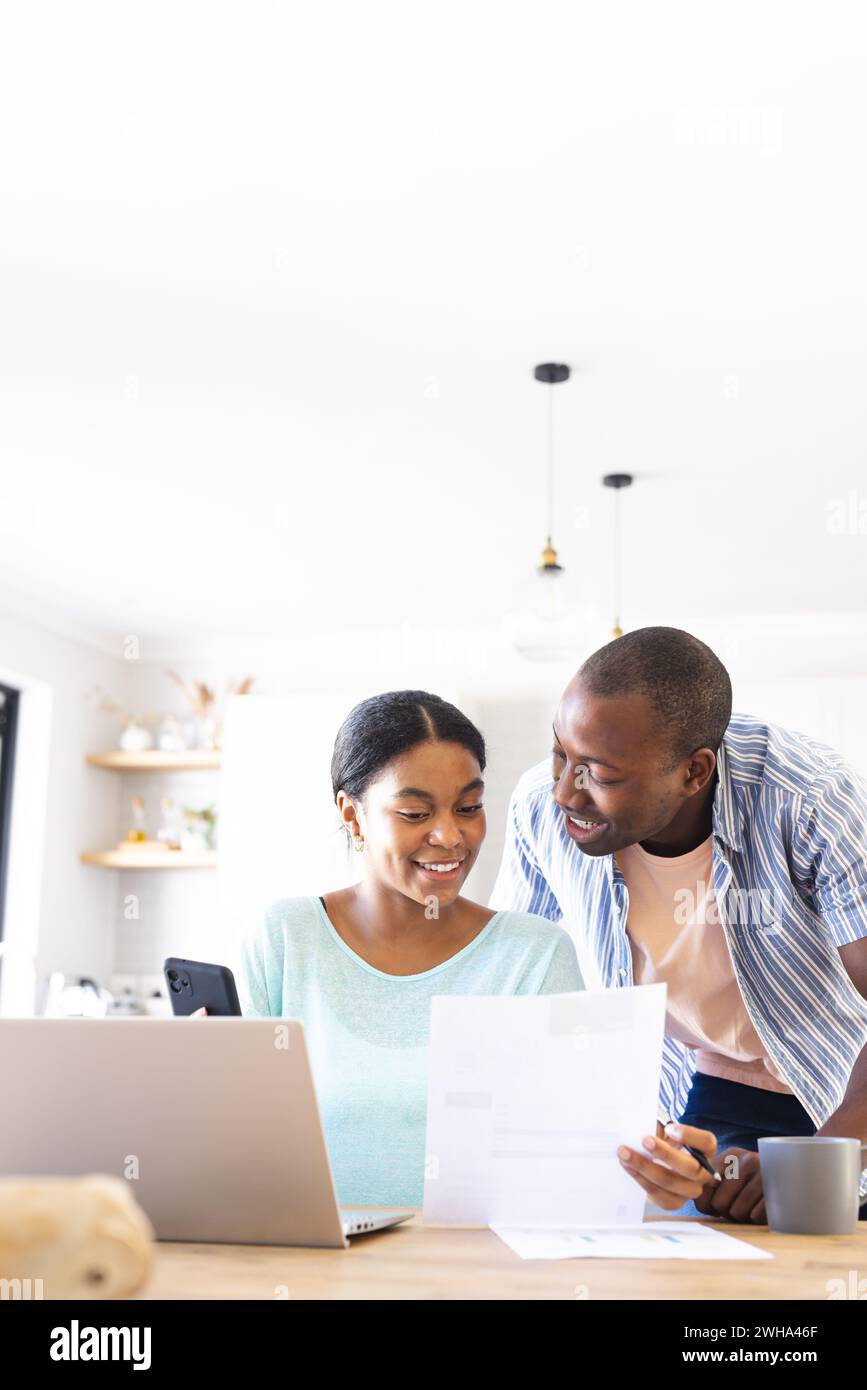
[489,713,867,1194]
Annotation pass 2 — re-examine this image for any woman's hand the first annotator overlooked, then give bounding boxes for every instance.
[617,1122,719,1210]
[190,1007,208,1017]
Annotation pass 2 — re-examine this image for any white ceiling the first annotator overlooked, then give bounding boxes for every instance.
[1,1,865,645]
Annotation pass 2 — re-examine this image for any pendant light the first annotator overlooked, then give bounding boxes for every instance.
[602,472,633,638]
[534,361,569,579]
[507,363,587,662]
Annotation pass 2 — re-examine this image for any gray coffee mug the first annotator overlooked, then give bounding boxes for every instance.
[758,1136,867,1234]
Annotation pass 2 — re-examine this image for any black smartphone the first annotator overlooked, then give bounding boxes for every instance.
[163,957,242,1016]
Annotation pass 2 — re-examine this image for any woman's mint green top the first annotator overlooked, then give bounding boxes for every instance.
[239,895,583,1208]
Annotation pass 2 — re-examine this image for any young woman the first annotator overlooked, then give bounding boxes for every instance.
[236,690,583,1208]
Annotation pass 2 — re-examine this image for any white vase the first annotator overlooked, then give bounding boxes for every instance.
[157,717,186,753]
[120,722,154,753]
[191,714,217,750]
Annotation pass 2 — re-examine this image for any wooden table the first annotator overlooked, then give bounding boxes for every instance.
[139,1213,867,1300]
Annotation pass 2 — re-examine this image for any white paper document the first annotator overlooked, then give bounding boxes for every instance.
[490,1222,774,1261]
[423,985,666,1227]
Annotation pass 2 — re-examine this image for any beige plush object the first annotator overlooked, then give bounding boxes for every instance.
[0,1175,154,1299]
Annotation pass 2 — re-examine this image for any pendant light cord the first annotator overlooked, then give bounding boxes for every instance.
[546,384,554,544]
[613,484,622,631]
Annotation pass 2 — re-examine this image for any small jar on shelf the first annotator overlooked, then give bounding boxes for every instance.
[126,797,147,843]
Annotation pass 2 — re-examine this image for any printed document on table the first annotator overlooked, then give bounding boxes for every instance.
[490,1222,774,1261]
[423,985,666,1226]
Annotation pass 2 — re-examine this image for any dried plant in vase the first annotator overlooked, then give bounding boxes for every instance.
[165,672,255,750]
[84,687,159,753]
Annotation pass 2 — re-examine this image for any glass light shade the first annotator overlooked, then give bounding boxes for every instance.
[506,565,590,662]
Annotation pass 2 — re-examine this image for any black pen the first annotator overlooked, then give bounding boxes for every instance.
[660,1114,722,1182]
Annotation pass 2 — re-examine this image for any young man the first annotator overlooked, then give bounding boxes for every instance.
[491,627,867,1222]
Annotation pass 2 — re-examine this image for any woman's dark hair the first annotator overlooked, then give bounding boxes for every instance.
[330,691,486,814]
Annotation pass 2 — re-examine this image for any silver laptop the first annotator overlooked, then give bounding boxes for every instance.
[0,1018,413,1247]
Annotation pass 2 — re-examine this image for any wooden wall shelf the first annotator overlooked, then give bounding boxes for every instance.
[86,751,222,772]
[81,850,218,870]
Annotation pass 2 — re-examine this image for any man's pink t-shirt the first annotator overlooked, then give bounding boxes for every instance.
[615,834,791,1094]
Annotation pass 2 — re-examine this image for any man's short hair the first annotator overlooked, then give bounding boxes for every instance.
[578,627,733,762]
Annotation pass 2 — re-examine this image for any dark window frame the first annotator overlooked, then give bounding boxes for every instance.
[0,682,20,943]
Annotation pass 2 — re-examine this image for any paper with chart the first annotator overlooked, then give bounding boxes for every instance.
[423,984,666,1226]
[490,1222,774,1261]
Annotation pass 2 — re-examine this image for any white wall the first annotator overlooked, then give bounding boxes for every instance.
[0,603,132,1007]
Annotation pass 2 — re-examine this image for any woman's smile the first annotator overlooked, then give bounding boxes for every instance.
[410,855,468,883]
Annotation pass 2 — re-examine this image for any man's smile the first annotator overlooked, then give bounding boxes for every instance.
[562,810,609,845]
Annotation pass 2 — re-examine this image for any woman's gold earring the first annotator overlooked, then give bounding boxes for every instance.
[353,836,366,853]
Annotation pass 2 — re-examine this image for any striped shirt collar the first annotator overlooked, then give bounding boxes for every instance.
[712,737,744,855]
